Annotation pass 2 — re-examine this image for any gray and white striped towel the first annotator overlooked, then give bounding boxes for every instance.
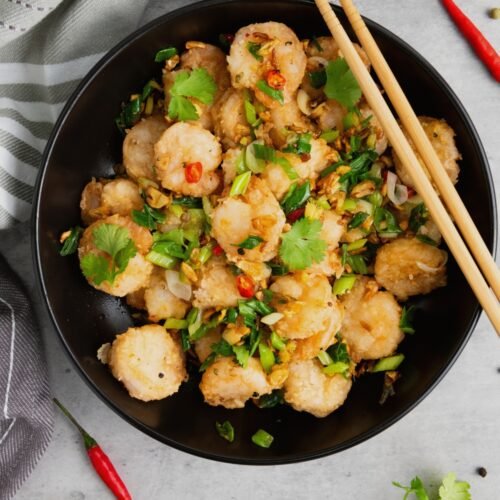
[0,1,152,497]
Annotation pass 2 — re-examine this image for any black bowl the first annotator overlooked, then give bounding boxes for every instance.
[33,0,497,464]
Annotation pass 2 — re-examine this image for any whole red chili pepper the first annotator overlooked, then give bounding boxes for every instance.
[441,0,500,82]
[53,398,132,500]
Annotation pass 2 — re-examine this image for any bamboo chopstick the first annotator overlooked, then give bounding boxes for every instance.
[339,0,500,300]
[314,0,500,333]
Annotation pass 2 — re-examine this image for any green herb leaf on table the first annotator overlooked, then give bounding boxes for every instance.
[393,476,430,500]
[168,68,217,121]
[438,472,471,500]
[279,218,327,271]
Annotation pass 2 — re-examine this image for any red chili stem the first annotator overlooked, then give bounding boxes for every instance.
[441,0,500,82]
[53,398,132,500]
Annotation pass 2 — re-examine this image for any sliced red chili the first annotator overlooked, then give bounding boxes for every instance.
[213,244,224,256]
[265,70,286,90]
[287,207,305,223]
[185,162,203,183]
[407,187,416,198]
[236,274,255,298]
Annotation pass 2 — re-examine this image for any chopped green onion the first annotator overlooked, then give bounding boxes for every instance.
[59,226,83,256]
[169,204,184,218]
[311,35,323,51]
[230,171,252,196]
[269,263,289,276]
[224,307,238,324]
[261,312,284,326]
[283,133,312,155]
[244,99,259,127]
[346,238,367,252]
[233,235,264,250]
[259,343,275,373]
[348,212,369,229]
[255,390,284,408]
[319,129,339,143]
[146,251,178,269]
[202,196,213,218]
[343,110,360,129]
[187,307,200,325]
[270,331,286,351]
[247,42,263,61]
[154,46,177,62]
[400,305,416,334]
[172,196,202,208]
[333,275,357,295]
[180,330,190,351]
[275,157,299,180]
[371,354,405,372]
[323,361,351,376]
[256,80,284,104]
[409,203,429,233]
[280,181,310,214]
[346,254,368,274]
[164,318,188,330]
[416,235,438,246]
[235,150,247,174]
[252,429,274,448]
[317,350,333,366]
[374,207,402,235]
[319,160,348,179]
[198,244,213,264]
[367,191,383,207]
[216,421,235,442]
[245,144,266,173]
[342,198,358,212]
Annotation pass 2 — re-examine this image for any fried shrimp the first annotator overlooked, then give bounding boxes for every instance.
[340,277,403,362]
[269,98,313,146]
[154,122,222,196]
[78,214,153,297]
[107,325,186,402]
[122,115,168,181]
[227,22,307,107]
[200,357,273,409]
[80,178,143,225]
[393,116,461,189]
[284,359,352,417]
[144,268,190,322]
[262,138,333,199]
[211,88,251,148]
[374,237,448,301]
[193,256,244,308]
[270,273,338,340]
[211,176,286,262]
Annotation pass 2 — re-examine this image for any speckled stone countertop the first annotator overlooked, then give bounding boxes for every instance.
[2,0,499,498]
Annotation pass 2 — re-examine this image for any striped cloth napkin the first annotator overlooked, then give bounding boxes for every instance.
[0,0,151,497]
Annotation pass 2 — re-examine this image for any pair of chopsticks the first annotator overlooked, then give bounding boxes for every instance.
[314,0,500,333]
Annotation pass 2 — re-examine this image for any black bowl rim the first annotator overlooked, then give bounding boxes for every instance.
[32,0,498,465]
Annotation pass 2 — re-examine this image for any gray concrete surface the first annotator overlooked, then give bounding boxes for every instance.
[2,0,499,498]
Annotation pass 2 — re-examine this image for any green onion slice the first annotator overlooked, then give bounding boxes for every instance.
[371,354,405,373]
[252,429,274,448]
[230,171,252,196]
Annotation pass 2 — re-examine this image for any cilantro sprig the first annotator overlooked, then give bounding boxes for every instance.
[80,224,137,285]
[279,218,327,271]
[393,472,471,500]
[324,58,362,108]
[168,68,217,121]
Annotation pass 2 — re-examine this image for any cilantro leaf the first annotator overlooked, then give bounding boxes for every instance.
[168,68,217,121]
[324,58,362,108]
[279,218,327,271]
[80,254,112,285]
[81,224,137,285]
[438,473,471,500]
[393,476,430,500]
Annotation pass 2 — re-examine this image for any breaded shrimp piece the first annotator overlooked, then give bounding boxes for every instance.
[193,256,244,309]
[312,99,347,132]
[199,357,273,409]
[80,178,143,225]
[154,122,221,196]
[284,359,352,417]
[144,268,190,322]
[270,273,338,340]
[393,116,461,189]
[78,214,153,297]
[262,138,333,200]
[359,104,388,155]
[269,98,313,147]
[227,22,307,108]
[340,277,403,361]
[211,176,286,263]
[374,237,447,301]
[122,115,168,181]
[107,325,186,402]
[211,88,251,148]
[220,147,242,185]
